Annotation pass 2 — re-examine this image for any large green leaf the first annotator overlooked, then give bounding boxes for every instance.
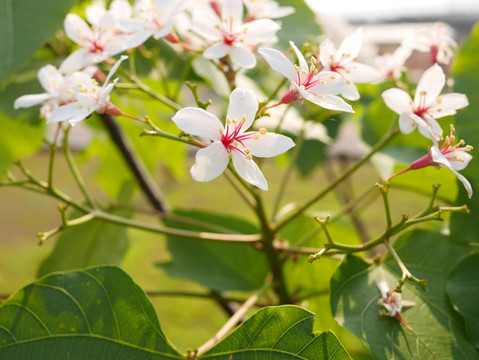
[447,253,479,349]
[450,21,479,244]
[201,305,351,359]
[158,209,269,292]
[331,230,478,359]
[37,183,133,277]
[0,266,182,359]
[0,0,77,83]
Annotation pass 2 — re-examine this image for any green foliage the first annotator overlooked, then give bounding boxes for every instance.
[447,254,479,349]
[202,305,352,359]
[0,0,76,83]
[37,183,133,278]
[451,21,479,244]
[158,210,269,292]
[0,266,182,359]
[330,230,478,359]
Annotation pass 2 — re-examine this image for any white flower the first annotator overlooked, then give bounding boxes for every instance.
[59,13,127,72]
[192,0,280,68]
[49,56,128,126]
[377,281,415,319]
[318,28,382,101]
[243,0,294,20]
[120,0,186,49]
[259,42,353,112]
[402,22,457,65]
[382,64,468,140]
[172,88,295,190]
[13,65,96,120]
[85,0,132,30]
[374,46,412,81]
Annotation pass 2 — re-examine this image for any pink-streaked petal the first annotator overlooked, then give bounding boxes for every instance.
[38,65,64,94]
[103,35,128,56]
[203,42,229,60]
[346,62,382,83]
[341,82,360,101]
[382,88,413,115]
[192,10,221,41]
[289,41,308,74]
[336,27,363,61]
[414,64,445,107]
[14,94,52,109]
[221,0,243,29]
[241,19,280,45]
[59,49,94,73]
[47,102,92,125]
[258,47,297,83]
[172,107,223,140]
[231,151,268,190]
[318,39,336,69]
[430,93,469,118]
[227,88,258,129]
[398,112,418,135]
[419,115,443,140]
[64,14,93,46]
[228,45,256,69]
[190,142,230,182]
[242,132,295,158]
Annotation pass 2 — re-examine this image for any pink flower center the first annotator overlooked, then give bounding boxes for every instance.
[220,119,263,156]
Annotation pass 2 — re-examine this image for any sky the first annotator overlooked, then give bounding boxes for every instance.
[305,0,479,21]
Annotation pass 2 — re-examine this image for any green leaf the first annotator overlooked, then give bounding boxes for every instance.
[0,112,45,176]
[158,209,269,292]
[201,305,351,359]
[0,0,77,83]
[37,183,134,277]
[450,21,479,244]
[276,0,321,49]
[331,230,478,360]
[0,266,182,359]
[447,253,479,349]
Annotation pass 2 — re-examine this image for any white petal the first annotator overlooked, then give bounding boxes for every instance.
[337,28,363,60]
[398,112,418,135]
[430,93,469,118]
[240,19,280,45]
[258,47,297,83]
[14,93,52,109]
[110,0,132,20]
[228,45,257,69]
[190,142,230,182]
[318,39,336,69]
[104,55,128,86]
[451,170,473,198]
[341,82,360,101]
[122,30,154,49]
[231,151,268,190]
[59,49,93,73]
[418,115,443,140]
[47,102,92,125]
[85,1,106,26]
[309,71,346,96]
[289,41,308,74]
[433,151,474,199]
[38,65,64,94]
[203,42,229,60]
[382,88,413,115]
[64,14,93,47]
[302,90,354,113]
[227,88,258,129]
[192,10,221,41]
[221,0,243,29]
[172,107,223,140]
[414,64,445,107]
[242,132,295,158]
[444,151,472,171]
[346,62,382,83]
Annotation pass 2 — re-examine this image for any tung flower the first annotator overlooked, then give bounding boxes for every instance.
[377,281,415,329]
[382,64,468,140]
[172,88,295,190]
[389,123,473,198]
[318,28,382,101]
[259,42,353,112]
[192,0,280,68]
[48,55,128,126]
[374,46,412,81]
